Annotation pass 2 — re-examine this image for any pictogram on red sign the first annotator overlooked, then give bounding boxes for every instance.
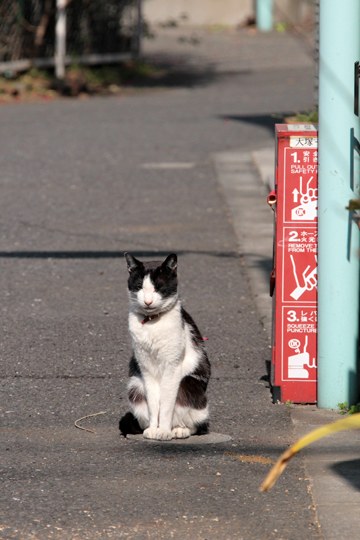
[271,125,318,403]
[282,227,317,303]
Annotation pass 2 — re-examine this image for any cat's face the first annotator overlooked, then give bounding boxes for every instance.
[125,253,178,315]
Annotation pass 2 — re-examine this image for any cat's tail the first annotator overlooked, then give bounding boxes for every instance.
[195,421,209,435]
[119,411,144,437]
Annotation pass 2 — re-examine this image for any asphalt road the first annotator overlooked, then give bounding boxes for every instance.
[1,27,319,539]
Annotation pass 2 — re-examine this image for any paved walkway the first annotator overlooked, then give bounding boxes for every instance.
[218,141,360,540]
[1,23,359,540]
[249,148,360,540]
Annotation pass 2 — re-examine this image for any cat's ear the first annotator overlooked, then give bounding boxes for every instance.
[163,253,177,273]
[124,253,142,273]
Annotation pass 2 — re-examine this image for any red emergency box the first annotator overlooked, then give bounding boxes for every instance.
[270,124,318,403]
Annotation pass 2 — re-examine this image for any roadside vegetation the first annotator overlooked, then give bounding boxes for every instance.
[0,61,163,103]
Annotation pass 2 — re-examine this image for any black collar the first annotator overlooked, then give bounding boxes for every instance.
[141,313,161,325]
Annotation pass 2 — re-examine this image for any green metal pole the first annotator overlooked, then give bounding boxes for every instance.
[318,0,360,408]
[256,0,273,32]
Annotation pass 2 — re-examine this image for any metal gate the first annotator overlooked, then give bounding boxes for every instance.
[0,0,141,76]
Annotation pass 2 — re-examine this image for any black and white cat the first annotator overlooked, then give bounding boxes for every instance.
[119,253,210,441]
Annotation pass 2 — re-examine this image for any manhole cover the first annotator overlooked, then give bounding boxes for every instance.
[126,432,231,445]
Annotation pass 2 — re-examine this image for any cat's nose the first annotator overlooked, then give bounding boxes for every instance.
[144,299,153,306]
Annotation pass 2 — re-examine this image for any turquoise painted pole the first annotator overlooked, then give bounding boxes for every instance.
[256,0,273,32]
[318,0,360,408]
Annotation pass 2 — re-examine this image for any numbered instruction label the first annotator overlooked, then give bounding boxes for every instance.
[282,227,317,303]
[283,148,318,224]
[282,307,317,381]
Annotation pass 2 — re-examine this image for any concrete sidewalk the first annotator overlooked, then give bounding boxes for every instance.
[216,145,360,540]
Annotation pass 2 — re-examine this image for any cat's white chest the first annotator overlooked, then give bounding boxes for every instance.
[129,308,185,374]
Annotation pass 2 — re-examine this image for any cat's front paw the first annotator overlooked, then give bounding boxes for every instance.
[172,427,191,439]
[143,427,172,441]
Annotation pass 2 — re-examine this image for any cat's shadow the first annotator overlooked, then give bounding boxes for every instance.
[125,439,234,457]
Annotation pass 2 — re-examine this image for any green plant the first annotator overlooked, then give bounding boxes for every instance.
[337,401,360,415]
[338,401,349,414]
[295,110,318,123]
[349,403,360,414]
[275,22,287,33]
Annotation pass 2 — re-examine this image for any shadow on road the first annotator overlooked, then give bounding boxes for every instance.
[121,57,253,89]
[0,250,240,259]
[330,459,360,492]
[218,112,297,135]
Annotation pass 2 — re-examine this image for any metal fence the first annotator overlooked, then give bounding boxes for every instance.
[0,0,141,76]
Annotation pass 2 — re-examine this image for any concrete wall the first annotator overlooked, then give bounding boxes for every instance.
[142,0,315,28]
[142,0,254,27]
[276,0,315,26]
